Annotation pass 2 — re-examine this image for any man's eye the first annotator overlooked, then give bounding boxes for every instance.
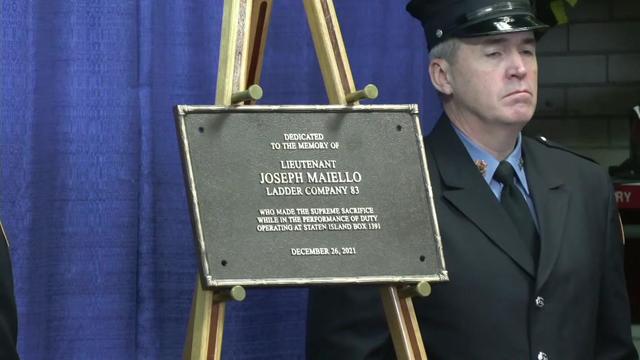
[521,49,536,56]
[486,52,501,57]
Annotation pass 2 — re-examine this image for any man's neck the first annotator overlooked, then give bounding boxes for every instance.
[444,107,523,161]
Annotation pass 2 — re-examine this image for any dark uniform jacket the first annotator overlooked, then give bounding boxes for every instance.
[306,117,638,360]
[0,222,19,360]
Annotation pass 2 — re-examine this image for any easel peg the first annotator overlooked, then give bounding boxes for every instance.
[212,285,247,303]
[398,281,431,299]
[231,84,263,104]
[345,84,378,103]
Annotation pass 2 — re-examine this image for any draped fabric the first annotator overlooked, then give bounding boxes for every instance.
[1,1,440,358]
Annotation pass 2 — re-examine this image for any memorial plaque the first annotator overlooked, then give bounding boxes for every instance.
[175,104,447,287]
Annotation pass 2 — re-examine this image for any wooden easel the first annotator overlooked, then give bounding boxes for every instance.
[183,1,430,358]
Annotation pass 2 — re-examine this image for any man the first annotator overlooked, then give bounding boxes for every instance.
[1,221,19,359]
[306,0,639,359]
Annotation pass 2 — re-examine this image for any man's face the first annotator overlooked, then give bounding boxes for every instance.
[446,31,538,130]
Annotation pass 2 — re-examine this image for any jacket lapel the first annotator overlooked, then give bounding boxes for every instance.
[427,119,536,277]
[522,138,569,290]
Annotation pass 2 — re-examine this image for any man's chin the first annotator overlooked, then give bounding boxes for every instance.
[503,108,535,125]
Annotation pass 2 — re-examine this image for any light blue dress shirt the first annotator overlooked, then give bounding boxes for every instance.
[453,125,539,226]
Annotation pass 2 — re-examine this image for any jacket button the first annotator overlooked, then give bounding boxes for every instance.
[535,296,545,308]
[538,351,549,360]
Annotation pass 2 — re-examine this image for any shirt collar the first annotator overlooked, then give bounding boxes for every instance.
[452,125,530,195]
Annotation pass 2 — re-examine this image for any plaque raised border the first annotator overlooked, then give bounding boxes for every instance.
[175,104,448,287]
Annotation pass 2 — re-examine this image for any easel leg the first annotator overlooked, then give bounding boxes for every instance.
[307,2,427,357]
[304,0,356,103]
[184,0,273,357]
[183,277,225,360]
[245,0,273,102]
[380,286,428,360]
[216,0,273,105]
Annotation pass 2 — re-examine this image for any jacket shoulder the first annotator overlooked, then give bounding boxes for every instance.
[526,135,599,165]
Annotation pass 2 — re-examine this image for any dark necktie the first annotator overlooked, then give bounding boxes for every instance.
[494,160,539,265]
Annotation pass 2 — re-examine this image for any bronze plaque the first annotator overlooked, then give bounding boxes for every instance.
[175,105,447,287]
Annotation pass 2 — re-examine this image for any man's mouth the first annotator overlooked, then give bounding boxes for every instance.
[504,89,531,98]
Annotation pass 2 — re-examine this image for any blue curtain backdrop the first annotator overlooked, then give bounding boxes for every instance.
[1,1,441,358]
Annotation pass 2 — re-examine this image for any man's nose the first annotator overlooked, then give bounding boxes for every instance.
[507,52,527,79]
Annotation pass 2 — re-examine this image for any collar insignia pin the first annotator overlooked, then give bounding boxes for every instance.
[475,160,488,176]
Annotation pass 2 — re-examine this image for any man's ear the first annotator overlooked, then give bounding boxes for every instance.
[429,59,453,95]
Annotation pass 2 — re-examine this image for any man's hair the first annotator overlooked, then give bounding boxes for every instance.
[428,38,460,63]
